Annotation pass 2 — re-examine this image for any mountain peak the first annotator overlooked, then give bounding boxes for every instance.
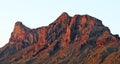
[14,21,29,29]
[59,12,70,19]
[15,21,23,26]
[61,12,69,16]
[9,21,31,44]
[13,21,30,32]
[14,21,24,31]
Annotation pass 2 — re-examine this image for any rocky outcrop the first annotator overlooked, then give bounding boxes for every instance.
[0,12,120,64]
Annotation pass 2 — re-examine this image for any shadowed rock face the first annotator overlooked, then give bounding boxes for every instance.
[0,12,120,64]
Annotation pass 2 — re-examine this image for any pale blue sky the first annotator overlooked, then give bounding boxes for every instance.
[0,0,120,47]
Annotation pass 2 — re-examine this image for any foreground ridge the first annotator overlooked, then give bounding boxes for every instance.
[0,12,120,64]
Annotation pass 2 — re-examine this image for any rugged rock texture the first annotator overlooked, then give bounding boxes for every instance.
[0,12,120,64]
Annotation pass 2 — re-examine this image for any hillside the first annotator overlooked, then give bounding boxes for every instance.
[0,12,120,64]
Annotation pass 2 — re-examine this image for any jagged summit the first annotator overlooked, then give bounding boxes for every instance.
[14,21,30,30]
[14,21,25,30]
[15,21,23,25]
[58,12,70,20]
[61,12,69,17]
[0,12,120,64]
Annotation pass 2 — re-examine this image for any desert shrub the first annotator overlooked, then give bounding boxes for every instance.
[25,59,35,64]
[101,47,118,63]
[14,56,23,61]
[101,51,109,63]
[22,42,30,48]
[106,47,118,54]
[61,60,68,64]
[80,43,87,51]
[105,37,111,43]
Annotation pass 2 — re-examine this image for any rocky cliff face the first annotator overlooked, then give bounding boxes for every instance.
[0,12,120,64]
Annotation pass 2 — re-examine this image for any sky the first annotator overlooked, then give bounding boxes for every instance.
[0,0,120,48]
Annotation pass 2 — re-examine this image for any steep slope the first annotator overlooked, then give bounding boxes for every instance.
[0,12,120,64]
